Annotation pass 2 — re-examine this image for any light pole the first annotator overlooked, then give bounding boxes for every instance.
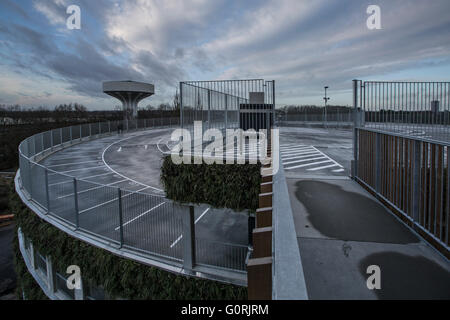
[324,86,330,128]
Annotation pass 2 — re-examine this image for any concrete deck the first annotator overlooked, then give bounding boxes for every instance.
[280,126,450,299]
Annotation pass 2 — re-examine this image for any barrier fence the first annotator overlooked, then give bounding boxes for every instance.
[180,79,275,133]
[353,80,450,256]
[17,119,248,283]
[276,108,354,128]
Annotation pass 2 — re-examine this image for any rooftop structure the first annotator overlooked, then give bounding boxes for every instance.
[103,80,155,120]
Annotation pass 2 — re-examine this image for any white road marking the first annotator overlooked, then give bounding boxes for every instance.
[281,144,344,172]
[169,208,211,248]
[282,151,321,161]
[285,160,333,170]
[102,134,164,193]
[47,160,100,168]
[79,186,155,214]
[281,147,315,154]
[115,202,166,230]
[307,163,340,171]
[56,179,128,199]
[48,172,114,187]
[50,165,106,175]
[283,156,327,166]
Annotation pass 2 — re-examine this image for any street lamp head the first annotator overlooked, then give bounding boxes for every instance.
[324,86,329,89]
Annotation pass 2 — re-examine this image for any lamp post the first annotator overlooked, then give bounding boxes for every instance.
[324,86,330,128]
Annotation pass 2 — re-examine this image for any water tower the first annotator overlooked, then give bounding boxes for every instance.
[103,81,155,120]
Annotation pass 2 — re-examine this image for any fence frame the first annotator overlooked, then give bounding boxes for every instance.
[352,79,449,258]
[16,119,248,286]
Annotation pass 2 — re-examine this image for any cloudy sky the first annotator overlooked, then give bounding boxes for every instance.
[1,0,449,110]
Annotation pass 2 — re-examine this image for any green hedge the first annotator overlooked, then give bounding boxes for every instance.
[160,156,261,212]
[10,184,247,300]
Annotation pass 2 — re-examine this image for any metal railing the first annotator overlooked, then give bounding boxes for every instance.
[355,80,450,142]
[180,79,275,132]
[16,119,248,284]
[353,80,449,256]
[276,109,354,128]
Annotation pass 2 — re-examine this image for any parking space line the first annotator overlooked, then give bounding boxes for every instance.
[47,160,100,168]
[49,165,106,175]
[115,201,166,230]
[49,172,115,187]
[56,178,129,199]
[102,134,164,193]
[79,186,154,214]
[169,208,210,248]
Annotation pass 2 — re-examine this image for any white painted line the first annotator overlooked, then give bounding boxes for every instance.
[307,163,340,171]
[79,186,153,214]
[115,202,166,230]
[333,168,345,173]
[102,134,164,193]
[170,208,210,248]
[279,144,305,149]
[285,160,332,170]
[282,151,321,161]
[80,172,115,180]
[280,147,315,154]
[49,171,114,187]
[56,179,128,199]
[281,148,316,156]
[279,145,308,151]
[195,207,210,224]
[47,160,100,168]
[50,165,106,175]
[283,156,327,166]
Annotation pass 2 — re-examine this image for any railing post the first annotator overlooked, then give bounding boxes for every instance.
[89,123,92,138]
[118,188,124,248]
[60,128,63,145]
[79,125,82,141]
[180,82,183,129]
[375,133,381,192]
[412,140,421,223]
[50,130,54,151]
[181,204,196,271]
[45,168,50,214]
[352,79,359,178]
[73,178,79,229]
[70,126,73,144]
[108,121,111,133]
[45,255,55,293]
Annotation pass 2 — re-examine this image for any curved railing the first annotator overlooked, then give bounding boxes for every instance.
[16,118,248,286]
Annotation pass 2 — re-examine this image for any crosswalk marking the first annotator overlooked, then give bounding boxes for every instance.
[281,144,344,172]
[283,156,327,166]
[285,160,333,170]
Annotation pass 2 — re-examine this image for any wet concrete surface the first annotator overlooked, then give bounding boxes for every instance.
[359,251,450,299]
[288,178,450,299]
[282,126,449,299]
[293,180,419,244]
